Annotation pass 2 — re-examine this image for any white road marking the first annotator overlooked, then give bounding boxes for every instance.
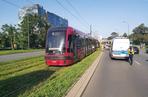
[135,60,141,65]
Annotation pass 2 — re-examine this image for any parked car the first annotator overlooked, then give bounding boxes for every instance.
[132,46,139,54]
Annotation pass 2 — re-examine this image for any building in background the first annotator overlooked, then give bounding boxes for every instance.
[18,4,68,27]
[18,4,46,21]
[46,11,68,27]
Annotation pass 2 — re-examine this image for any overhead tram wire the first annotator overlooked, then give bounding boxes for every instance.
[1,0,20,8]
[55,0,89,32]
[26,0,34,4]
[64,0,90,28]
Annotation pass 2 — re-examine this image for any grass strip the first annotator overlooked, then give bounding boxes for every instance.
[0,49,43,56]
[20,49,101,97]
[0,57,43,72]
[0,55,61,97]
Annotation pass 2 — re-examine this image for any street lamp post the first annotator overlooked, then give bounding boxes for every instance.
[90,25,92,36]
[123,21,129,36]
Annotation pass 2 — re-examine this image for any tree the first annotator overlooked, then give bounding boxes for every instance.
[111,32,119,38]
[0,31,10,49]
[32,15,51,48]
[112,32,119,37]
[122,33,127,37]
[132,23,148,44]
[19,15,34,49]
[133,23,148,34]
[19,14,51,49]
[143,34,148,43]
[1,24,17,50]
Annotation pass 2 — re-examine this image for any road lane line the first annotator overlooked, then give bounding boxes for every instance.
[135,60,141,65]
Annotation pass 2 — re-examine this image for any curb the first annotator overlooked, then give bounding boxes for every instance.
[65,52,103,97]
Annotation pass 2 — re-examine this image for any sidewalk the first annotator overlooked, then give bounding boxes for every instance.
[65,52,103,97]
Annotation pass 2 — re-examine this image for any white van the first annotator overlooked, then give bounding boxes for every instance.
[110,37,130,59]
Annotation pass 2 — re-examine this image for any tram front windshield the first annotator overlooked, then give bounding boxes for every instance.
[47,31,66,54]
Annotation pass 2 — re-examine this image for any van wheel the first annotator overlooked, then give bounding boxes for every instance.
[110,56,114,60]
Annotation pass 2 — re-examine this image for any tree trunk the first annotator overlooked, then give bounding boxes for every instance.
[11,37,14,50]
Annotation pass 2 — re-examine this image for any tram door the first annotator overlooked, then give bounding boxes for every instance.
[68,34,78,62]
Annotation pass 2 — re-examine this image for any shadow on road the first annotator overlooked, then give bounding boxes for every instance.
[0,69,55,97]
[111,58,133,66]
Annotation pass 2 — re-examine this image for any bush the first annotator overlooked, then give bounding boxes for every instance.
[145,45,148,53]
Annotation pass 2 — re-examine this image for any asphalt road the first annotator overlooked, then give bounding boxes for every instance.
[81,50,148,97]
[0,51,45,62]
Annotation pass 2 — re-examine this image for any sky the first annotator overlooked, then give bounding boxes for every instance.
[0,0,148,38]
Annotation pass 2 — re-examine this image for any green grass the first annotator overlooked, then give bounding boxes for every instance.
[0,56,61,97]
[0,49,43,56]
[0,49,101,97]
[21,49,101,97]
